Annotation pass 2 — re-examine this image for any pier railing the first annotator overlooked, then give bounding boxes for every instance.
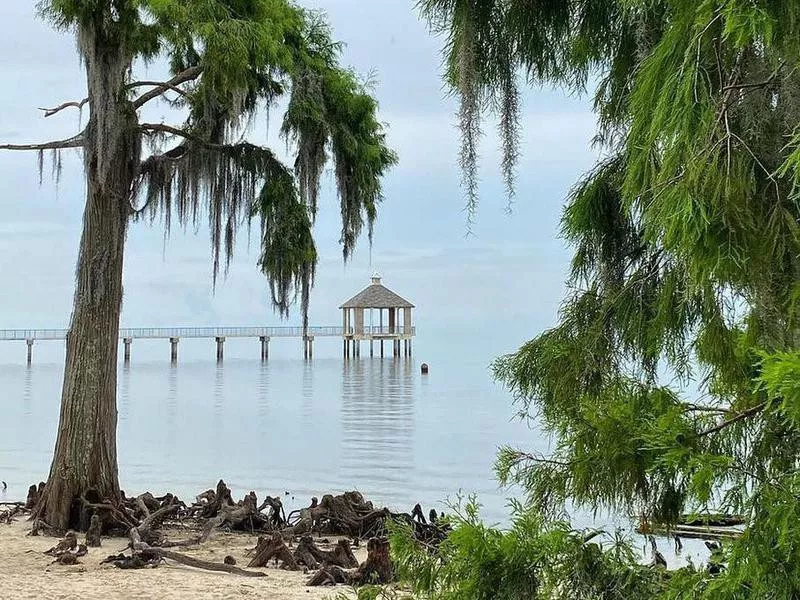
[1,325,416,363]
[0,326,347,341]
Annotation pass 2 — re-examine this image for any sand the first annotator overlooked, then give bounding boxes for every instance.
[0,518,364,599]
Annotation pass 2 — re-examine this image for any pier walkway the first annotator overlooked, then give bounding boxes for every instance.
[0,325,415,364]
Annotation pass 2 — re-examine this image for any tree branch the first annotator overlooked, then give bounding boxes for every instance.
[682,403,731,415]
[128,81,191,101]
[39,99,88,118]
[139,123,224,150]
[722,62,785,92]
[0,133,84,151]
[695,403,766,438]
[140,122,198,140]
[132,66,203,109]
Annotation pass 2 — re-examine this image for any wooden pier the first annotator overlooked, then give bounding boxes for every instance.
[2,275,417,364]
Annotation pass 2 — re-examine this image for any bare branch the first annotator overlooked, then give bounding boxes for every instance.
[682,403,731,415]
[722,61,785,92]
[128,81,191,101]
[39,99,88,118]
[0,133,84,152]
[140,122,197,140]
[132,66,203,109]
[140,123,223,149]
[695,403,766,438]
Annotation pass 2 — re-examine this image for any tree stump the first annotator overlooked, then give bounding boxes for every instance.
[86,513,102,547]
[247,532,299,570]
[201,480,234,518]
[305,537,359,568]
[25,484,39,510]
[294,536,319,569]
[412,503,427,524]
[351,537,392,585]
[307,537,392,587]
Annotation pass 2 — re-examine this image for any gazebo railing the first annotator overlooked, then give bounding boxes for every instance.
[344,326,416,335]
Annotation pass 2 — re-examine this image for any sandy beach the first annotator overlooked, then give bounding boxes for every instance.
[0,519,365,599]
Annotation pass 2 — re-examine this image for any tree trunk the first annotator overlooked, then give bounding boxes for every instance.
[34,32,139,530]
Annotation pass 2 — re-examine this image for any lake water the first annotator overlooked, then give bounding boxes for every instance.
[0,338,535,524]
[0,335,708,567]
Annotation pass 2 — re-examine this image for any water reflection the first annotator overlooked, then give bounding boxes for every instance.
[257,361,269,421]
[340,358,415,496]
[164,365,178,459]
[301,361,314,421]
[212,363,225,441]
[23,365,33,419]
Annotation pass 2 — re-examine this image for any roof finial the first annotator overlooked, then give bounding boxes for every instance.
[371,272,381,285]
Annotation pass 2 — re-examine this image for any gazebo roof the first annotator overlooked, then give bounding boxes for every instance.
[339,276,415,309]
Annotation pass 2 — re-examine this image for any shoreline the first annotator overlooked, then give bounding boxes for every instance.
[0,518,364,599]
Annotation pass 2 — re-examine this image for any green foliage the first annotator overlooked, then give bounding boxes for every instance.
[36,0,396,321]
[390,498,663,599]
[421,0,800,596]
[330,586,410,600]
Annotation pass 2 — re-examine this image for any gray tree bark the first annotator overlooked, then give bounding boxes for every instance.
[34,34,139,530]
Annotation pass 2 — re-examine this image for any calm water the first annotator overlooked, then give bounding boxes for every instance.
[0,337,707,566]
[0,342,535,523]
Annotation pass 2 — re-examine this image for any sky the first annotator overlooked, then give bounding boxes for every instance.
[0,1,599,362]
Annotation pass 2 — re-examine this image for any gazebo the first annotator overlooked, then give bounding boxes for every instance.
[340,274,415,358]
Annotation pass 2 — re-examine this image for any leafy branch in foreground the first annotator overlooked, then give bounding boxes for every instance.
[390,497,664,600]
[421,0,800,596]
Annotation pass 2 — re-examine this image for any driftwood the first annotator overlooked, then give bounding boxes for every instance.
[247,532,299,570]
[102,551,161,569]
[128,517,265,577]
[51,544,87,567]
[307,537,392,587]
[144,547,266,577]
[679,513,745,527]
[0,503,26,524]
[44,531,77,556]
